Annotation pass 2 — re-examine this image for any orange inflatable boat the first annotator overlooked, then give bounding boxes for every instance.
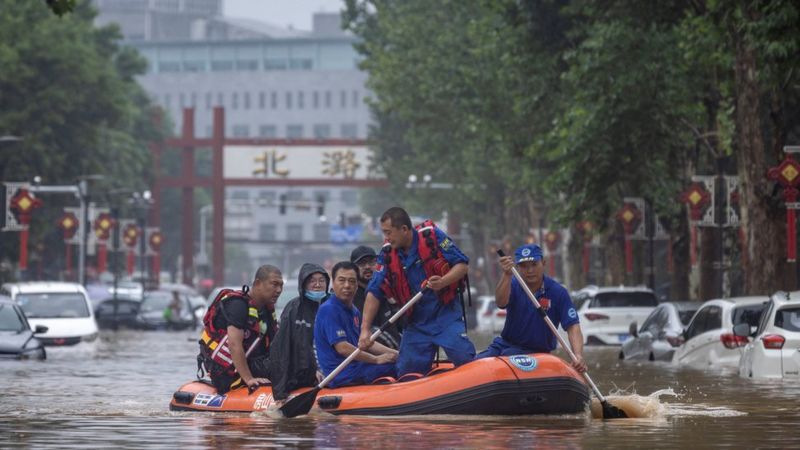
[170,354,590,416]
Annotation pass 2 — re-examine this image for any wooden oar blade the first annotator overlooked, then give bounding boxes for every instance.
[279,387,320,418]
[602,400,628,419]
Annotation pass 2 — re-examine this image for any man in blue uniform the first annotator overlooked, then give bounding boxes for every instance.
[314,261,397,387]
[477,243,587,373]
[358,207,475,377]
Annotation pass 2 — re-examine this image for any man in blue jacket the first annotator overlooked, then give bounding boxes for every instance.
[359,207,475,377]
[477,243,587,373]
[314,261,397,387]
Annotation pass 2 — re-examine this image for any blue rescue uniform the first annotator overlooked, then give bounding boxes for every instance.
[477,275,579,358]
[367,228,475,376]
[314,293,395,387]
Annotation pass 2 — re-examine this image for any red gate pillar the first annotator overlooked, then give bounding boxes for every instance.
[181,108,195,285]
[212,107,226,285]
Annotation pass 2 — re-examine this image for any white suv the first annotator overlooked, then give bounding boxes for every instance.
[738,291,800,379]
[570,285,659,345]
[0,282,99,346]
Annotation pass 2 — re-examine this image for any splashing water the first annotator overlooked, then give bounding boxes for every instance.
[590,387,745,419]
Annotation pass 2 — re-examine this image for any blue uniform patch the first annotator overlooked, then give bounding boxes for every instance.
[509,354,538,371]
[568,308,577,319]
[193,393,226,407]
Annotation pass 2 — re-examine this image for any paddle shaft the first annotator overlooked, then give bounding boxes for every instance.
[501,253,609,404]
[314,288,427,390]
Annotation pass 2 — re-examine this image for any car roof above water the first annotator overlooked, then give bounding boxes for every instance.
[2,282,88,295]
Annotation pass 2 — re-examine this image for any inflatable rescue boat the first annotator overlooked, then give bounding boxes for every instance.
[170,354,589,416]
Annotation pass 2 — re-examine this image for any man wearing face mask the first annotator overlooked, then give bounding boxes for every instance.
[269,263,330,405]
[351,245,401,350]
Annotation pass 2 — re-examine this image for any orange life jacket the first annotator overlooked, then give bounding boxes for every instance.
[380,220,462,316]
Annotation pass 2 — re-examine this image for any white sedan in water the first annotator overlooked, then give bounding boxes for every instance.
[570,285,659,345]
[738,291,800,379]
[672,296,768,370]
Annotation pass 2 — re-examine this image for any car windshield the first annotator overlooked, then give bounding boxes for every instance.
[0,304,26,332]
[732,303,766,327]
[775,307,800,332]
[17,293,90,318]
[679,309,698,325]
[592,292,658,308]
[140,292,174,312]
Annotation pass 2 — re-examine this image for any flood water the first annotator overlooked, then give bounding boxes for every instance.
[1,329,797,449]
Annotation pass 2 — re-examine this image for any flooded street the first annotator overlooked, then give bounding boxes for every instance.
[1,329,797,449]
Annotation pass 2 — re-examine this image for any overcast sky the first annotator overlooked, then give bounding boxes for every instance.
[224,0,346,31]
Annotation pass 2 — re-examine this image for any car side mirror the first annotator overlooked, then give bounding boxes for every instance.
[732,323,750,338]
[629,321,638,338]
[34,325,48,334]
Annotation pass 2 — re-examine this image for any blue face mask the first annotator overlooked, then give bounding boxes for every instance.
[304,290,326,302]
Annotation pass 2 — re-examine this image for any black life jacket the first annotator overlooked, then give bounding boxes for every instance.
[380,219,462,316]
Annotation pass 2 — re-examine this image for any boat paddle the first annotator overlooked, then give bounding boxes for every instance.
[279,283,430,418]
[496,250,627,419]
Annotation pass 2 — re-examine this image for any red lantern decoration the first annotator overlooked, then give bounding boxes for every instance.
[57,212,79,276]
[680,182,713,267]
[9,189,43,270]
[93,212,115,273]
[768,154,800,262]
[544,231,560,275]
[122,224,140,275]
[616,202,642,275]
[149,231,163,280]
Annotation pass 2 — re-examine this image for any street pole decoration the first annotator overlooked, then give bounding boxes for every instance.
[147,228,163,282]
[56,211,79,276]
[680,180,713,267]
[767,147,800,262]
[544,230,560,276]
[577,221,594,275]
[120,221,140,276]
[8,187,43,271]
[616,200,643,275]
[93,212,115,274]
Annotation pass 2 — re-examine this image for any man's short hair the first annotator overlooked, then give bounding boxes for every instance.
[380,206,413,230]
[254,264,281,282]
[331,261,359,280]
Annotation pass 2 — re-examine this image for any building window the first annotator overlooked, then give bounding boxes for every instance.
[286,124,303,139]
[259,92,266,109]
[232,125,250,137]
[179,92,186,108]
[243,92,250,110]
[259,125,276,138]
[313,91,319,109]
[190,92,197,107]
[259,224,276,241]
[353,90,360,108]
[313,223,330,241]
[340,190,358,203]
[340,90,347,108]
[205,92,212,109]
[325,91,332,108]
[232,92,239,110]
[183,61,205,72]
[289,58,312,70]
[211,61,234,71]
[216,92,223,106]
[158,61,181,72]
[264,58,287,70]
[271,92,278,109]
[298,91,304,109]
[236,60,258,71]
[285,92,293,109]
[287,224,303,242]
[313,124,331,139]
[230,190,250,200]
[340,123,358,139]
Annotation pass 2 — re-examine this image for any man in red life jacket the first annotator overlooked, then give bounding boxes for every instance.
[198,265,284,394]
[358,207,475,377]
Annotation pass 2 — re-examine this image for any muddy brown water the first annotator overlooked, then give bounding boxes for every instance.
[1,330,796,449]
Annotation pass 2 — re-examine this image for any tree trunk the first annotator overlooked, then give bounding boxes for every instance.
[733,23,786,294]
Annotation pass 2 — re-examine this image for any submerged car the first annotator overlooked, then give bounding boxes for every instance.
[620,302,699,361]
[0,296,47,360]
[476,295,506,333]
[1,282,99,346]
[672,296,768,370]
[134,290,197,330]
[94,297,141,329]
[738,291,800,379]
[570,285,659,345]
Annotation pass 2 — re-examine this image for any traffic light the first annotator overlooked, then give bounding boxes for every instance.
[279,194,287,215]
